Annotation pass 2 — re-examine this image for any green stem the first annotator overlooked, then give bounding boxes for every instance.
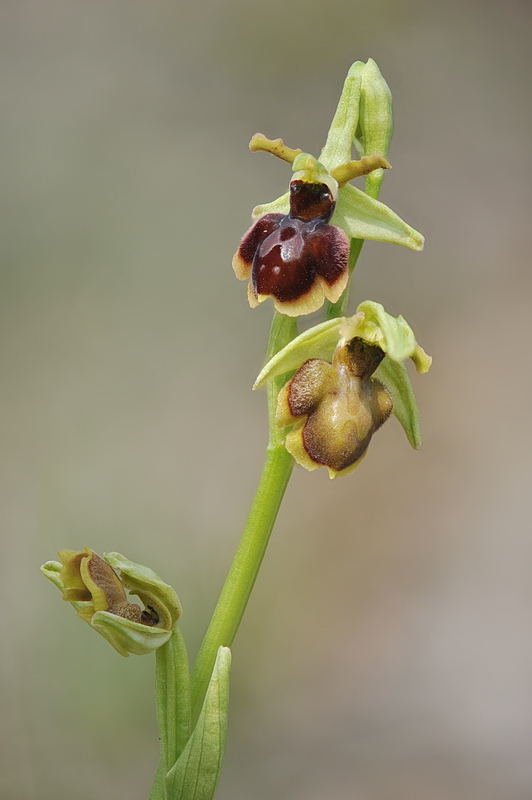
[325,237,364,319]
[190,312,297,723]
[150,627,191,799]
[325,172,383,320]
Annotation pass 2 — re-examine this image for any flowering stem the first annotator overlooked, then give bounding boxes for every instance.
[190,312,297,723]
[325,174,383,319]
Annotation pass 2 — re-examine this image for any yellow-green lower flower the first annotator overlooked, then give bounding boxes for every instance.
[41,548,182,656]
[254,300,431,477]
[278,338,393,477]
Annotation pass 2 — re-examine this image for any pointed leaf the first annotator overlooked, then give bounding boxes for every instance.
[149,761,166,800]
[333,183,424,251]
[166,647,231,800]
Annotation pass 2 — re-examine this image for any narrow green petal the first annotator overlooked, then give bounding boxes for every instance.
[412,344,432,374]
[251,191,290,220]
[374,357,422,449]
[253,318,343,389]
[166,647,231,800]
[319,61,364,170]
[334,183,424,251]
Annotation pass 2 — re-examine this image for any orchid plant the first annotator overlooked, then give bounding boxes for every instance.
[42,59,430,800]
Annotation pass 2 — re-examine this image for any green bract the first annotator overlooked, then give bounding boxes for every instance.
[254,301,431,450]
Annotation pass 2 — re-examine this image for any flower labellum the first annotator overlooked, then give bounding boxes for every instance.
[233,159,350,317]
[277,337,393,477]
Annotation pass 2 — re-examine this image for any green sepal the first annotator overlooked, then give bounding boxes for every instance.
[333,183,424,251]
[374,357,422,449]
[165,646,231,800]
[255,302,430,389]
[251,175,423,254]
[319,61,364,170]
[344,301,421,364]
[252,191,289,220]
[105,552,182,631]
[253,318,343,389]
[90,610,173,657]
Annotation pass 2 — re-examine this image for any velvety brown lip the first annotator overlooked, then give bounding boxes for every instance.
[278,338,393,475]
[233,181,349,314]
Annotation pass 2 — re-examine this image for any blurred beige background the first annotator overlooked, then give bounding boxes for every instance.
[2,1,532,798]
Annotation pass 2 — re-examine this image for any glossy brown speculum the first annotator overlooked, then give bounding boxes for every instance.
[232,181,349,316]
[251,213,347,303]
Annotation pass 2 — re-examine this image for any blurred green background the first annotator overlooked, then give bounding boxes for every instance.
[2,0,532,798]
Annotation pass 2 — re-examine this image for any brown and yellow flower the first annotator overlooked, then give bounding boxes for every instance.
[41,548,181,656]
[254,301,431,477]
[277,337,393,477]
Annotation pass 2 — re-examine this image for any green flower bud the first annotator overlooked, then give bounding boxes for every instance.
[359,59,393,157]
[319,60,364,170]
[351,59,394,199]
[41,548,182,657]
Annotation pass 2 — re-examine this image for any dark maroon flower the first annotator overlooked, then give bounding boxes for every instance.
[233,180,350,317]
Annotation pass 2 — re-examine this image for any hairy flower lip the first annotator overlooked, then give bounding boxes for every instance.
[233,180,350,317]
[277,338,393,477]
